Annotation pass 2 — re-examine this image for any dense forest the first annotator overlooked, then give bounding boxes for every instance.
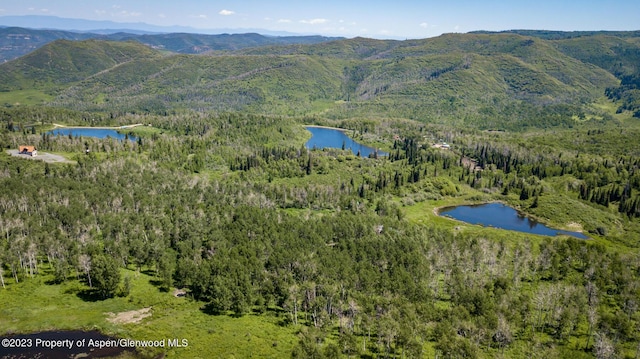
[1,30,640,359]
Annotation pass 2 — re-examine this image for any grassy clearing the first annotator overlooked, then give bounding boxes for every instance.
[590,96,635,123]
[402,196,545,247]
[400,189,636,254]
[0,266,297,359]
[307,99,336,114]
[0,89,53,106]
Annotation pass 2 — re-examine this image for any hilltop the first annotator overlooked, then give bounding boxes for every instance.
[0,40,161,91]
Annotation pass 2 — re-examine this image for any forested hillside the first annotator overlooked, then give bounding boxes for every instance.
[1,32,631,129]
[0,40,161,91]
[553,35,640,117]
[1,30,640,359]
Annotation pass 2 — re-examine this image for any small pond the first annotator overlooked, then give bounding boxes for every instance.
[305,127,387,157]
[439,203,588,239]
[0,330,137,358]
[47,128,137,141]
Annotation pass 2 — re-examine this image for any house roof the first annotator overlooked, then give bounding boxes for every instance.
[19,145,36,152]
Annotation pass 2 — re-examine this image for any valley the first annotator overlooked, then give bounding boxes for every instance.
[0,29,639,359]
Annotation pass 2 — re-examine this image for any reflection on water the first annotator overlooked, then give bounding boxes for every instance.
[305,127,387,157]
[47,128,137,141]
[439,203,588,239]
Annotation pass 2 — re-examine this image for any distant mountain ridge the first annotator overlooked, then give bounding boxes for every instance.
[0,26,343,62]
[0,27,97,62]
[0,15,308,36]
[471,29,640,40]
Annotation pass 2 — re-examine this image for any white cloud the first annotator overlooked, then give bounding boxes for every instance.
[219,9,235,16]
[277,19,292,23]
[112,5,121,9]
[191,14,208,19]
[454,25,460,31]
[158,13,166,18]
[118,10,141,17]
[379,30,391,35]
[420,22,428,28]
[95,10,106,15]
[300,18,329,25]
[28,7,35,11]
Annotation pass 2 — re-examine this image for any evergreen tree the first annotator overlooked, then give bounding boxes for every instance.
[90,254,121,299]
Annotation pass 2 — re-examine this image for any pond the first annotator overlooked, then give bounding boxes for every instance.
[305,126,387,157]
[47,128,137,141]
[0,330,137,358]
[439,203,588,239]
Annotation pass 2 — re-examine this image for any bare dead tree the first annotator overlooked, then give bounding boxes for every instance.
[0,261,5,289]
[594,332,615,359]
[79,254,92,288]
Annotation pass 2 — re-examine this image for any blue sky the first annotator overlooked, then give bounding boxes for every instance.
[1,0,639,38]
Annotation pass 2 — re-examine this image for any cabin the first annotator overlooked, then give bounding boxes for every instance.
[431,142,451,150]
[18,145,37,157]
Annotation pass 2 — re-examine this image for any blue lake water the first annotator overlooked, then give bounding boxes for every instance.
[439,203,588,239]
[305,127,387,157]
[47,128,137,141]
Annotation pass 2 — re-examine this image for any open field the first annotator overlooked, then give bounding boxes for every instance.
[6,149,74,163]
[0,266,298,359]
[0,89,52,106]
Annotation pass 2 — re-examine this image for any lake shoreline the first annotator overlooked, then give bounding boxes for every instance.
[304,124,348,132]
[305,126,388,157]
[52,123,144,130]
[47,127,139,142]
[435,200,588,238]
[433,200,508,218]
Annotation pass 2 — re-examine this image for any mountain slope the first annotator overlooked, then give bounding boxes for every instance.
[238,37,402,59]
[471,29,640,40]
[367,33,616,95]
[0,39,161,92]
[552,35,640,117]
[236,34,618,126]
[238,33,617,99]
[554,35,640,76]
[0,33,627,129]
[52,54,345,115]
